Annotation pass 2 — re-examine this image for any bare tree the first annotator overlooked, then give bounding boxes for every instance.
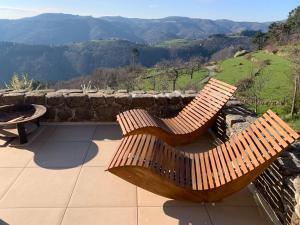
[291,48,300,116]
[131,48,140,69]
[186,57,204,79]
[157,59,185,91]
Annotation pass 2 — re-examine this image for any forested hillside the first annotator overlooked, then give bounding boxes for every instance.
[0,13,269,45]
[0,35,254,84]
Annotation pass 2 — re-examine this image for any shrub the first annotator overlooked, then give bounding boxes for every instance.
[236,77,255,92]
[5,73,33,91]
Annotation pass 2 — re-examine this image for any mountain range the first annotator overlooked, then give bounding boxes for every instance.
[0,13,270,45]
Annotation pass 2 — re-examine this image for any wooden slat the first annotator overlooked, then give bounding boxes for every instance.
[116,135,137,167]
[209,79,235,93]
[194,153,202,190]
[125,134,144,166]
[123,111,137,130]
[232,136,256,169]
[220,144,237,180]
[190,154,197,190]
[197,92,223,109]
[133,110,150,127]
[137,135,152,166]
[119,113,132,132]
[131,110,146,128]
[200,153,208,190]
[212,148,225,185]
[208,82,234,97]
[259,117,288,148]
[210,78,237,91]
[132,135,148,166]
[143,136,157,168]
[267,110,299,139]
[209,150,220,187]
[204,152,214,189]
[224,142,243,176]
[242,131,265,164]
[216,146,231,182]
[206,83,232,97]
[254,120,282,152]
[184,152,191,187]
[108,135,131,168]
[263,114,294,143]
[245,128,271,160]
[116,114,128,134]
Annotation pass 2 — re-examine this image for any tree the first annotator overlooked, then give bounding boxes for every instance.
[287,6,300,33]
[157,59,185,91]
[131,48,140,69]
[186,57,204,79]
[291,48,300,116]
[253,31,267,50]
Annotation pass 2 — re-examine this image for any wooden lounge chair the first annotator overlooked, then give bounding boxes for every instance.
[117,78,237,146]
[108,110,299,202]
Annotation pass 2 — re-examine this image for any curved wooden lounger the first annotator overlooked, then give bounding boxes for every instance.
[117,78,237,146]
[108,110,299,202]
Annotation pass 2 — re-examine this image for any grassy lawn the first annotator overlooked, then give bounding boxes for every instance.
[139,68,208,91]
[215,50,299,130]
[216,51,294,101]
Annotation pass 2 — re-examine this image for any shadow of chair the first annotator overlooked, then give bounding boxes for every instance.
[163,200,207,225]
[0,219,9,225]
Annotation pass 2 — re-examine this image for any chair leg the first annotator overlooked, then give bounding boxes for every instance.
[17,123,28,144]
[36,118,40,127]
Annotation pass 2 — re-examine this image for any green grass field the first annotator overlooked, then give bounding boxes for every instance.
[216,51,294,102]
[215,50,300,130]
[140,68,208,91]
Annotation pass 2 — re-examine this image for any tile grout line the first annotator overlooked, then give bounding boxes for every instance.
[58,126,97,225]
[204,204,215,225]
[0,139,50,202]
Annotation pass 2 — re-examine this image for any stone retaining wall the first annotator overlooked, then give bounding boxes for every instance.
[222,101,300,225]
[0,89,299,225]
[0,89,196,122]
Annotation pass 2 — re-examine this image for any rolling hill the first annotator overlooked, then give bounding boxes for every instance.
[0,35,255,84]
[0,13,270,45]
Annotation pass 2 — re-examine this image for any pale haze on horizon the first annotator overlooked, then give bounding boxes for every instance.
[0,0,299,22]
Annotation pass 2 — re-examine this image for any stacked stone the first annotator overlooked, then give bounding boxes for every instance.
[0,89,196,122]
[254,146,300,225]
[222,100,300,225]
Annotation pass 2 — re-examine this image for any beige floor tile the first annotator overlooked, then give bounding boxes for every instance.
[0,142,43,167]
[37,125,57,141]
[207,186,257,207]
[0,208,64,225]
[69,167,136,207]
[138,206,212,225]
[27,141,90,169]
[137,188,203,207]
[206,205,272,225]
[0,168,23,198]
[93,125,123,141]
[0,167,80,208]
[61,207,137,225]
[49,125,96,141]
[83,140,121,167]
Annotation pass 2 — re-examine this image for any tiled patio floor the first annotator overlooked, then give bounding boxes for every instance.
[0,124,273,225]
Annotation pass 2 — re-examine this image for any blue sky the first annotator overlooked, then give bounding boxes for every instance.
[0,0,299,22]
